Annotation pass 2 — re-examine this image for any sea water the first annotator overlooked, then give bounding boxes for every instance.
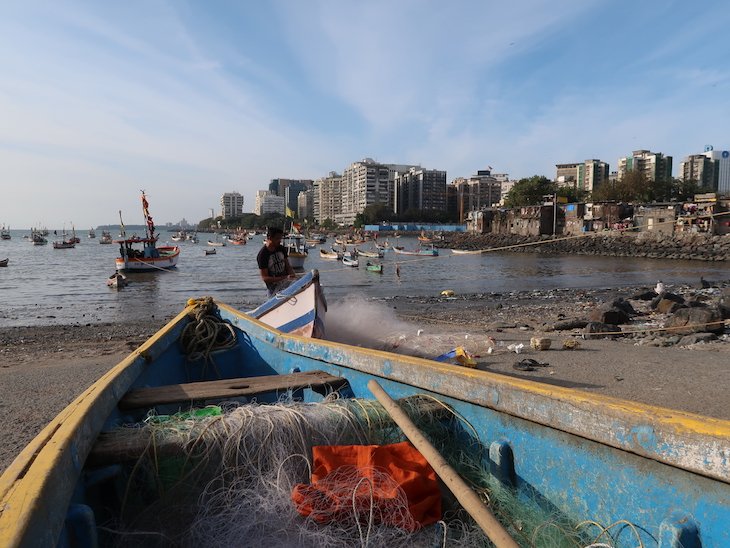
[0,230,726,327]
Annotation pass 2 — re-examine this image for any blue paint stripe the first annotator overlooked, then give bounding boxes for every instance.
[249,271,315,318]
[277,309,316,333]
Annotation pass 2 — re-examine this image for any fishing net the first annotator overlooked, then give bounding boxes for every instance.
[99,398,605,548]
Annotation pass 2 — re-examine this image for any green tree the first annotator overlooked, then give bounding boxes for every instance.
[321,218,336,230]
[504,175,556,207]
[672,178,699,202]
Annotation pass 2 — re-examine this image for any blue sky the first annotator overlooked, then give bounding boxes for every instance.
[1,0,729,228]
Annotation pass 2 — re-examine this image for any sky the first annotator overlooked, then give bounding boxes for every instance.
[1,0,729,228]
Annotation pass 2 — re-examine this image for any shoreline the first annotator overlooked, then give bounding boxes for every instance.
[1,281,728,474]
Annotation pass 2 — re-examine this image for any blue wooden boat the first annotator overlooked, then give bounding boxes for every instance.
[0,294,728,546]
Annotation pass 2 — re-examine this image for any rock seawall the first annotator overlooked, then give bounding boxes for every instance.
[442,232,730,261]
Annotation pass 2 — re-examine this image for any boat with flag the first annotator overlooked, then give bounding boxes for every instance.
[284,223,307,270]
[114,192,180,272]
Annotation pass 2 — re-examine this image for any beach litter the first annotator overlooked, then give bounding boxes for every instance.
[513,358,550,372]
[506,343,525,354]
[529,337,551,351]
[434,346,477,368]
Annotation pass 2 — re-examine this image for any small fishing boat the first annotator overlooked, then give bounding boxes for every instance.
[0,258,8,267]
[30,230,47,245]
[341,253,359,267]
[319,248,339,260]
[355,247,384,258]
[228,235,247,245]
[99,231,113,244]
[365,261,383,273]
[115,192,181,272]
[204,248,217,255]
[207,239,226,247]
[106,272,127,290]
[0,225,10,240]
[53,226,77,249]
[284,231,307,270]
[393,244,439,256]
[1,288,728,547]
[248,269,326,338]
[450,248,484,255]
[88,228,96,238]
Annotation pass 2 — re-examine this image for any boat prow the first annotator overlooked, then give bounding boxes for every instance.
[248,269,327,338]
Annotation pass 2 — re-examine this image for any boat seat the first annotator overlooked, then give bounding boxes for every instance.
[118,370,348,410]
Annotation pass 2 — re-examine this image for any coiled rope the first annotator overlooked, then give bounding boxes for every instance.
[180,297,238,377]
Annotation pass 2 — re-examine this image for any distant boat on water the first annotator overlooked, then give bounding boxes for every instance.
[88,228,96,238]
[0,225,10,240]
[115,192,180,272]
[99,231,113,244]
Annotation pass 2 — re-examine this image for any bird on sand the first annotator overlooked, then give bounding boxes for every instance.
[654,281,665,295]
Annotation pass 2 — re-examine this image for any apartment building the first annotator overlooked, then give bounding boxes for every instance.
[220,191,244,219]
[448,170,501,222]
[681,146,730,195]
[258,193,286,216]
[313,172,343,224]
[393,167,447,215]
[556,160,609,193]
[269,179,314,214]
[618,150,672,182]
[297,189,314,219]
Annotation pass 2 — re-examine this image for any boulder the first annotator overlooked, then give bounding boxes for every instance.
[583,322,620,338]
[651,292,685,309]
[589,308,630,325]
[605,298,636,315]
[664,307,725,335]
[630,290,657,301]
[551,318,590,331]
[656,299,687,314]
[678,332,719,346]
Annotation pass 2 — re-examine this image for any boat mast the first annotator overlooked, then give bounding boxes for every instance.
[118,210,128,269]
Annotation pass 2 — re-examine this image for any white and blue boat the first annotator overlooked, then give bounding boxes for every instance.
[0,282,728,546]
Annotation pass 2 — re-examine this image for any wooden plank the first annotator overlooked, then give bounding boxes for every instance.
[119,370,347,410]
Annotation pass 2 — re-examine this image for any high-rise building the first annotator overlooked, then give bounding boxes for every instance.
[220,192,244,219]
[313,172,343,224]
[393,167,447,215]
[556,160,609,193]
[256,192,286,216]
[269,179,314,214]
[448,169,501,222]
[618,150,672,183]
[297,189,314,220]
[680,146,730,195]
[338,159,420,224]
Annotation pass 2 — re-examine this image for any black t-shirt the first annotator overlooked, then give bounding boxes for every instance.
[257,244,288,290]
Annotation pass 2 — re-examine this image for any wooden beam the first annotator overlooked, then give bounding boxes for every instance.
[119,370,347,410]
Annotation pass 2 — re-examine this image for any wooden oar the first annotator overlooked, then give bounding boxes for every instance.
[367,380,519,548]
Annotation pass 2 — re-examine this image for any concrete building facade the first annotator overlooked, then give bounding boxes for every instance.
[259,193,286,216]
[220,192,244,219]
[618,150,673,182]
[393,167,447,215]
[313,172,343,224]
[297,189,314,220]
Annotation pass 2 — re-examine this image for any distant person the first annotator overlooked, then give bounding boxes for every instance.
[257,227,297,296]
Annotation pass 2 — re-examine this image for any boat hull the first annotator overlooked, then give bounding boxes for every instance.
[1,294,729,546]
[248,270,326,338]
[115,246,180,272]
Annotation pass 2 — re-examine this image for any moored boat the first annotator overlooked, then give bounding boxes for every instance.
[450,248,484,255]
[365,261,383,273]
[88,228,96,238]
[204,248,216,255]
[393,244,439,256]
[355,247,384,258]
[341,252,358,267]
[319,248,339,260]
[30,230,47,245]
[248,269,326,338]
[115,192,180,272]
[0,226,10,240]
[284,231,307,270]
[106,272,127,289]
[0,257,8,267]
[99,231,113,244]
[1,289,728,547]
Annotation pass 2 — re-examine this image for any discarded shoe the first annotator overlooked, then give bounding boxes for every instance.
[513,358,549,371]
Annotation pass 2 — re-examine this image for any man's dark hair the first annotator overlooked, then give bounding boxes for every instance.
[267,227,284,239]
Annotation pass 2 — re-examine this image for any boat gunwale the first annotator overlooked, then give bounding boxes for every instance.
[0,307,192,545]
[219,301,730,484]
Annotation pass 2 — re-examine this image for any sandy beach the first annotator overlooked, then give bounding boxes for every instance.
[1,281,729,474]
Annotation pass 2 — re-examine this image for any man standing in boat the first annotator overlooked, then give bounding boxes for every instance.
[257,227,297,296]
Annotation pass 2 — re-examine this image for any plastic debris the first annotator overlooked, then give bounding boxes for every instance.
[506,343,525,354]
[440,289,455,297]
[434,346,477,368]
[417,329,424,336]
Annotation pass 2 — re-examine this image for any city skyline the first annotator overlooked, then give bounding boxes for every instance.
[1,1,729,227]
